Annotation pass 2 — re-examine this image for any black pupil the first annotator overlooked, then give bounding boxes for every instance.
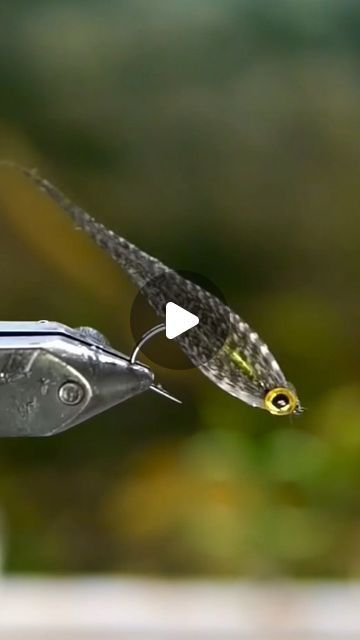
[272,393,290,409]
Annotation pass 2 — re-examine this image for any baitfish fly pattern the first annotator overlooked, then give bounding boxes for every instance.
[7,164,302,416]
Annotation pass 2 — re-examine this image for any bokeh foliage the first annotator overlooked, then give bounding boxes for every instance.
[0,0,359,577]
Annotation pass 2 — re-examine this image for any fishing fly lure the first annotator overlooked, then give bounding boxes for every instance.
[5,164,302,416]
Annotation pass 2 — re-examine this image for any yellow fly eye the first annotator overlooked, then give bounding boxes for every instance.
[264,387,298,416]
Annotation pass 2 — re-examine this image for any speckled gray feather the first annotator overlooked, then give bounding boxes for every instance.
[16,166,300,412]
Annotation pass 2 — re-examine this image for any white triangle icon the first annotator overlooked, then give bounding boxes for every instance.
[165,302,199,339]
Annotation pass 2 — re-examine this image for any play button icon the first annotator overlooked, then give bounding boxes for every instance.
[130,269,230,370]
[165,302,199,339]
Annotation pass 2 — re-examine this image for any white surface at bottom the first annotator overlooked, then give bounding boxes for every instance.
[0,578,358,639]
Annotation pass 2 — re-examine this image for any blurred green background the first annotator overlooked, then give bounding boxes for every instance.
[0,0,359,578]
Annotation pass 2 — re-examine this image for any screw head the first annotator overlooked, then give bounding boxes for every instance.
[58,381,85,405]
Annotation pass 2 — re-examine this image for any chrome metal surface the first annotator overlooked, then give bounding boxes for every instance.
[0,321,154,436]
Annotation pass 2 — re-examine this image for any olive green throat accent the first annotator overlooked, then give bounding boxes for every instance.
[223,343,256,379]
